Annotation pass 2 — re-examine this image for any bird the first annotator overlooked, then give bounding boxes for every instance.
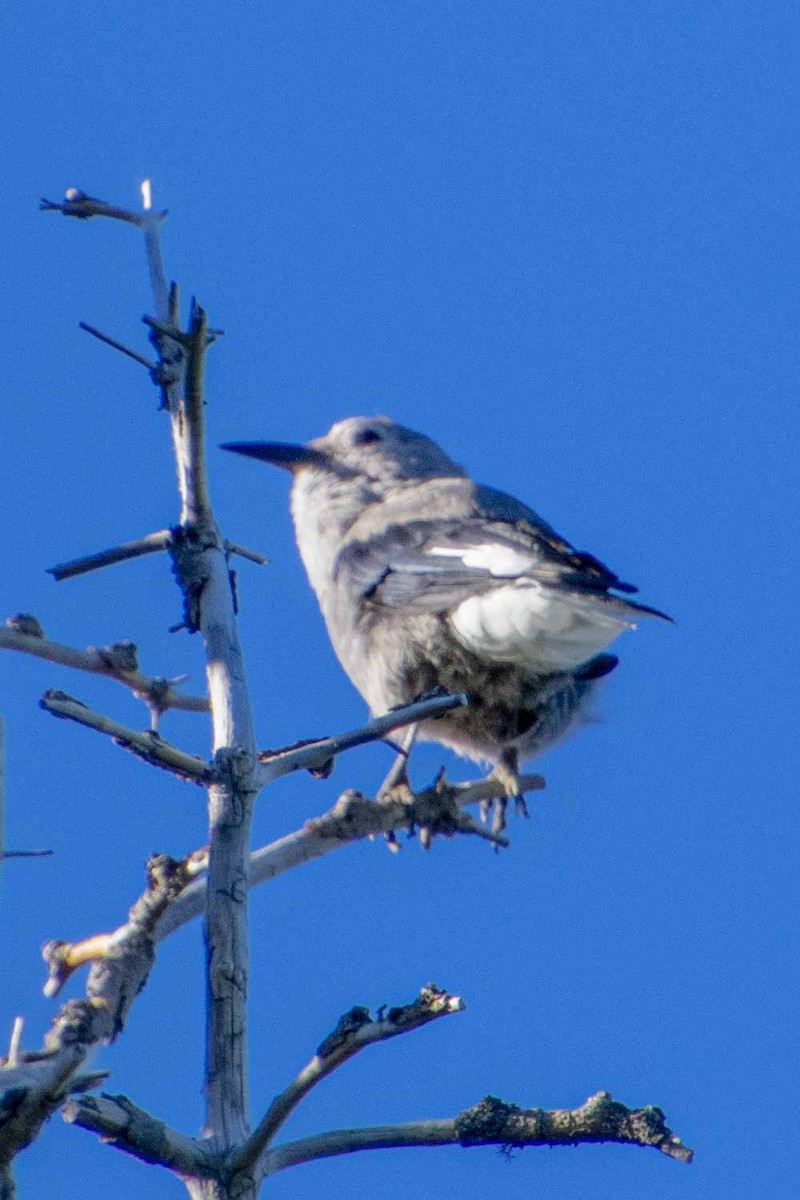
[223,417,667,818]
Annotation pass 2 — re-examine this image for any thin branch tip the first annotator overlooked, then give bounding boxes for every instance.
[48,529,173,581]
[78,321,158,372]
[39,691,213,783]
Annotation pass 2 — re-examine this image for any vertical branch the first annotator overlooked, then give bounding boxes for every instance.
[138,189,256,1157]
[140,182,170,322]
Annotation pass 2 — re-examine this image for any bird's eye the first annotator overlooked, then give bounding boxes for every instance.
[353,428,381,446]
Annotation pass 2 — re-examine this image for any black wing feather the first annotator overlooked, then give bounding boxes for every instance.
[334,494,651,616]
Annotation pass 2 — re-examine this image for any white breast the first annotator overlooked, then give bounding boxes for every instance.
[449,581,636,673]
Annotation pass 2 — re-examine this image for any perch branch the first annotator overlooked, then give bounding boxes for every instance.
[48,530,173,581]
[228,984,463,1178]
[62,1094,217,1178]
[39,691,212,783]
[0,621,207,714]
[257,693,468,783]
[155,771,544,941]
[260,1091,692,1178]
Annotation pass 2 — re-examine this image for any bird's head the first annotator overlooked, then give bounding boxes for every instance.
[221,416,464,486]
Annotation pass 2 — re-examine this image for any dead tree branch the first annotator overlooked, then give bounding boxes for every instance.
[41,189,161,226]
[62,1094,217,1179]
[134,192,258,1158]
[42,850,208,998]
[260,1091,692,1178]
[0,620,207,715]
[78,320,159,372]
[48,530,173,581]
[155,771,545,941]
[257,692,468,782]
[42,193,258,1165]
[223,541,269,566]
[39,691,213,783]
[35,771,539,989]
[1,852,200,1185]
[227,984,463,1180]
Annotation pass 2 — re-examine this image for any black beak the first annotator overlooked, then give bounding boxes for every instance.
[220,442,326,471]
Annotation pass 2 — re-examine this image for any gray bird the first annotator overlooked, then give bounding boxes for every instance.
[223,417,666,806]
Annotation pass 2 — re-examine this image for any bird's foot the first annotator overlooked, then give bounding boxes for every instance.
[481,757,531,838]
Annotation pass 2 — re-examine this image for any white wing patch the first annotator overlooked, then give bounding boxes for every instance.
[426,542,537,576]
[449,581,636,672]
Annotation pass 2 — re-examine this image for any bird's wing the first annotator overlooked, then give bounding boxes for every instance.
[335,484,667,620]
[473,483,641,594]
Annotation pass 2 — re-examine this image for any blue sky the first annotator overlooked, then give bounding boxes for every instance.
[1,3,798,1197]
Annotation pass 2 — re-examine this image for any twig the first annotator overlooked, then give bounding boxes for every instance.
[257,693,468,783]
[6,1020,23,1070]
[41,189,163,227]
[223,540,269,566]
[140,182,171,324]
[48,529,173,581]
[39,691,213,783]
[50,530,175,580]
[62,1094,218,1178]
[260,1091,692,1178]
[141,313,190,345]
[1,850,53,859]
[227,985,463,1179]
[0,622,208,714]
[0,1032,89,1171]
[183,302,213,525]
[78,321,158,372]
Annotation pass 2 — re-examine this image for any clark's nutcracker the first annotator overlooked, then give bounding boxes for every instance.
[223,417,667,796]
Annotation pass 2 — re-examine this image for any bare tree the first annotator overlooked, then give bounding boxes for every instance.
[0,187,692,1199]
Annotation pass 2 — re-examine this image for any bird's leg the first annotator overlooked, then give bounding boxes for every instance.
[377,723,419,850]
[378,722,418,800]
[484,749,528,835]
